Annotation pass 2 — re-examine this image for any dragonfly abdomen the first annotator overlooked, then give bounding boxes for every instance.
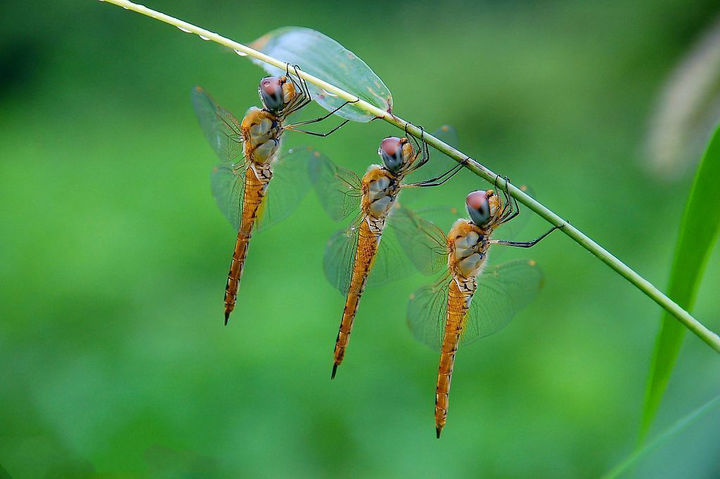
[332,220,382,378]
[435,277,473,438]
[223,163,272,324]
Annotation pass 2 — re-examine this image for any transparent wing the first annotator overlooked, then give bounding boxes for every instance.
[308,152,363,222]
[405,124,460,184]
[191,86,245,165]
[323,220,361,293]
[366,222,417,287]
[388,205,450,276]
[210,163,248,231]
[211,145,320,233]
[406,259,543,351]
[463,259,543,344]
[322,213,422,294]
[407,278,451,351]
[255,146,317,232]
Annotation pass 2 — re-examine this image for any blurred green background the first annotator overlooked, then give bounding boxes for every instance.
[1,0,719,477]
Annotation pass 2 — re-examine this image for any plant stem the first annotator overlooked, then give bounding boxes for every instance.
[100,0,720,352]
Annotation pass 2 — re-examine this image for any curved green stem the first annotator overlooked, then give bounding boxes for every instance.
[100,0,720,352]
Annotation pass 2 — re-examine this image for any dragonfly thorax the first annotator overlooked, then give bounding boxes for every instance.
[241,107,282,164]
[362,166,400,219]
[449,219,490,279]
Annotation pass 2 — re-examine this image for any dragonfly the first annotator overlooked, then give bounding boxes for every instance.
[192,66,354,324]
[400,184,560,438]
[309,126,465,379]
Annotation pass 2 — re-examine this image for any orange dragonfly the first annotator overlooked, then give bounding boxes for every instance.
[192,67,353,324]
[399,185,560,438]
[309,126,464,378]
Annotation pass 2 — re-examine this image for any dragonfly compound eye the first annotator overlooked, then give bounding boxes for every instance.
[259,76,284,112]
[379,137,404,172]
[466,190,491,226]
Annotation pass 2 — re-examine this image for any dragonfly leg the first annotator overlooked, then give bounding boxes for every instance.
[498,176,522,225]
[403,123,432,171]
[490,224,561,248]
[415,125,431,169]
[286,119,351,137]
[286,98,359,127]
[282,64,312,117]
[495,176,512,219]
[403,163,464,188]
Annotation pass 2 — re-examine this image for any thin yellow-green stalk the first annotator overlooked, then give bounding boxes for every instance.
[99,0,720,352]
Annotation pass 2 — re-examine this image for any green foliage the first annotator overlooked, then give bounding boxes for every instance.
[640,125,720,441]
[2,0,720,477]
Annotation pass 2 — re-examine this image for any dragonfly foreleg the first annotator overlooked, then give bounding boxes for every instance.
[286,99,359,127]
[403,163,464,188]
[490,224,561,248]
[286,118,351,137]
[282,64,313,117]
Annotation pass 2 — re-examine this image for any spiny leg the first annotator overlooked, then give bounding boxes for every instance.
[404,163,464,188]
[284,64,359,124]
[490,224,561,248]
[287,99,359,127]
[283,64,312,117]
[499,176,521,224]
[403,123,431,170]
[496,176,513,220]
[286,119,351,137]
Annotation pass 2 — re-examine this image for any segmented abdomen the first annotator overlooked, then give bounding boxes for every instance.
[435,278,472,437]
[332,219,381,375]
[224,165,269,322]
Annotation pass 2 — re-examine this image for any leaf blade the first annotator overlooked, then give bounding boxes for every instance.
[251,27,392,122]
[639,124,720,441]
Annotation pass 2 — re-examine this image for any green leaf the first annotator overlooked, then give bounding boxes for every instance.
[639,124,720,442]
[251,27,392,122]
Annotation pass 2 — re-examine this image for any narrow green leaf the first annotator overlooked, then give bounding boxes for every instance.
[605,395,720,479]
[251,27,392,122]
[639,124,720,442]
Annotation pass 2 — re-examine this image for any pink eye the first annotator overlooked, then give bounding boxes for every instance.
[259,76,284,112]
[379,137,404,172]
[466,190,488,210]
[466,190,491,225]
[380,137,401,157]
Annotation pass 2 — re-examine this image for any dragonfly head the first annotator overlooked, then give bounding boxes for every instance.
[259,76,294,114]
[379,137,412,173]
[466,189,500,226]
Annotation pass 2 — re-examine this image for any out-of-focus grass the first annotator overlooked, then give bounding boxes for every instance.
[640,125,720,442]
[1,0,719,477]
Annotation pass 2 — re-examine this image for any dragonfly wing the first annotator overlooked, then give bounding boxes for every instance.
[211,163,248,231]
[407,279,451,352]
[255,145,317,233]
[405,124,460,184]
[308,151,362,222]
[323,220,361,293]
[462,259,543,344]
[191,86,245,165]
[364,222,417,287]
[323,213,420,292]
[387,205,450,276]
